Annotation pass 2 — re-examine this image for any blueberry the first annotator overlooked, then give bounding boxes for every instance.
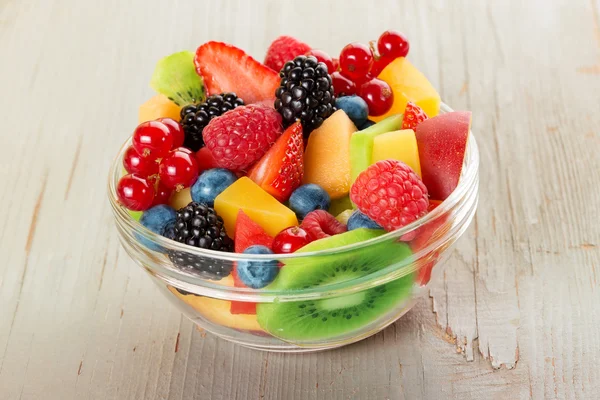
[191,168,237,206]
[359,119,376,130]
[335,95,368,127]
[347,210,383,231]
[138,205,177,251]
[289,184,331,219]
[236,245,279,289]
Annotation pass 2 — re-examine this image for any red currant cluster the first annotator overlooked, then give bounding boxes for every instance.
[329,30,410,116]
[117,118,200,211]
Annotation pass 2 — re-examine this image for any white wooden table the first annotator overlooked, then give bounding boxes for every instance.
[1,0,599,398]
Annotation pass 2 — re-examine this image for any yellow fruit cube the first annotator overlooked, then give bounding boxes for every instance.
[139,94,182,123]
[214,177,298,237]
[372,129,422,177]
[370,58,440,122]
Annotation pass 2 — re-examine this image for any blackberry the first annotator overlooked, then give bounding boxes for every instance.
[275,55,336,137]
[179,93,244,151]
[168,202,234,280]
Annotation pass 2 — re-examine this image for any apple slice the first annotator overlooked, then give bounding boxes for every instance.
[415,111,471,200]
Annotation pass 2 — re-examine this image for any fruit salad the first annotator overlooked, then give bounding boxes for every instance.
[113,31,474,345]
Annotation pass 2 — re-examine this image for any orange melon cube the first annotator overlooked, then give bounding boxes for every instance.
[371,129,422,177]
[214,177,298,237]
[370,58,440,122]
[303,110,357,199]
[138,94,182,123]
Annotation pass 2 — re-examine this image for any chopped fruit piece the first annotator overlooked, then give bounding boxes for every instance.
[158,118,185,149]
[139,94,182,123]
[306,49,335,73]
[180,93,245,152]
[195,147,218,174]
[214,177,298,237]
[350,114,403,183]
[377,30,410,59]
[169,187,192,210]
[230,300,257,315]
[272,226,311,254]
[415,111,471,200]
[372,129,422,177]
[359,78,394,117]
[169,285,262,331]
[203,104,283,172]
[150,51,205,106]
[402,102,428,130]
[158,148,199,190]
[339,42,373,82]
[331,71,357,96]
[248,122,303,202]
[350,160,429,232]
[194,41,279,104]
[132,120,173,159]
[303,110,357,199]
[264,36,311,72]
[335,209,354,225]
[117,174,155,211]
[234,210,274,253]
[191,168,237,207]
[370,58,440,122]
[236,246,279,289]
[301,210,347,241]
[275,56,335,136]
[288,184,330,220]
[328,195,353,216]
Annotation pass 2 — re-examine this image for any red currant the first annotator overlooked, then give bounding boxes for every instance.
[123,145,159,178]
[272,226,311,254]
[359,78,394,116]
[377,30,409,59]
[132,120,173,159]
[306,49,335,73]
[158,147,199,190]
[158,118,184,149]
[331,71,357,96]
[332,58,340,72]
[117,174,155,211]
[339,42,373,82]
[151,180,174,206]
[369,55,394,78]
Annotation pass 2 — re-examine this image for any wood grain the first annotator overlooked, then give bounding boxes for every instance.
[1,0,599,399]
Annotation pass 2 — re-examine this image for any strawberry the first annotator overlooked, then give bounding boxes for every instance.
[264,36,311,72]
[247,121,304,202]
[194,41,280,104]
[402,102,428,130]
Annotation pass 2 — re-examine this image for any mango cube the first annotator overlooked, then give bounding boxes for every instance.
[214,177,298,237]
[372,129,422,177]
[370,58,440,122]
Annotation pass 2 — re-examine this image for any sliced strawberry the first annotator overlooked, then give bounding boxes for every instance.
[194,41,280,104]
[231,210,275,315]
[402,102,428,130]
[195,147,218,174]
[247,121,304,202]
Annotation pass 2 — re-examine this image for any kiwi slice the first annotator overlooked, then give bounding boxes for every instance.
[256,229,414,342]
[150,51,205,106]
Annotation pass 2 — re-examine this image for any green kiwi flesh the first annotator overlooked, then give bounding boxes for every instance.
[150,51,205,106]
[256,229,414,342]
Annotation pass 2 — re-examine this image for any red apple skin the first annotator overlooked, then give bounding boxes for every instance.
[415,111,471,200]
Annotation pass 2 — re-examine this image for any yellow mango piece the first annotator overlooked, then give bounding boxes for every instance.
[303,110,357,199]
[370,58,440,122]
[214,177,298,237]
[372,129,422,177]
[138,94,182,123]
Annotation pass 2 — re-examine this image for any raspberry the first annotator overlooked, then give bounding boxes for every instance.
[300,210,347,241]
[350,160,429,232]
[203,105,283,171]
[264,36,312,72]
[402,102,428,130]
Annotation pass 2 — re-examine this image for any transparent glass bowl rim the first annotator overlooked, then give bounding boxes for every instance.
[108,102,479,299]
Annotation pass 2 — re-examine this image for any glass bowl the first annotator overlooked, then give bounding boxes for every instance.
[107,103,479,352]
